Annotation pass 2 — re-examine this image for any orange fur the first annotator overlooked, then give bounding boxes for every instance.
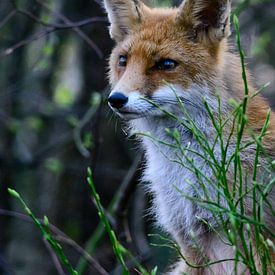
[104,0,275,273]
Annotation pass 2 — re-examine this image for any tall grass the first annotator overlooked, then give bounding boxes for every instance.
[7,188,78,275]
[87,168,158,275]
[134,13,275,274]
[137,85,274,274]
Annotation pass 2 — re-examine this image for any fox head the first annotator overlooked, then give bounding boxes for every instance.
[104,0,231,119]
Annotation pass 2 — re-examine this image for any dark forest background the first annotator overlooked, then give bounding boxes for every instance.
[0,0,274,274]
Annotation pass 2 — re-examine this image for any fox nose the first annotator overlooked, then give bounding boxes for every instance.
[108,92,128,109]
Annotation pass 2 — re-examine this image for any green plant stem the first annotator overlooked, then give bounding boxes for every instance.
[7,188,78,275]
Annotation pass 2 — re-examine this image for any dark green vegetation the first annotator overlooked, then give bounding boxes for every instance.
[1,0,275,274]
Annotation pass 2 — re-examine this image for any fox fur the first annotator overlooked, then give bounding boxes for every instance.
[103,0,275,274]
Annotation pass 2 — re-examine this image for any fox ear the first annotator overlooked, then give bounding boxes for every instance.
[103,0,146,42]
[176,0,231,43]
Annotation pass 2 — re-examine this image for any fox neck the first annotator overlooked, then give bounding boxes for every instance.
[128,83,232,242]
[129,107,223,243]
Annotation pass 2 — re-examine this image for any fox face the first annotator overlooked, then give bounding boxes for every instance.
[105,0,231,120]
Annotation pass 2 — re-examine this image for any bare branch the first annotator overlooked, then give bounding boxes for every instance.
[2,1,106,57]
[35,0,104,58]
[0,208,108,275]
[76,154,144,274]
[0,10,17,30]
[15,8,107,30]
[43,239,66,275]
[113,154,143,220]
[2,27,55,56]
[54,236,108,275]
[73,98,102,158]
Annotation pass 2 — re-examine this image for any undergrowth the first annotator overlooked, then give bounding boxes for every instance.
[8,9,274,275]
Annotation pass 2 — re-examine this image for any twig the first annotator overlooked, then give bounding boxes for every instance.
[15,8,107,29]
[113,153,143,226]
[0,251,14,275]
[54,236,108,275]
[32,132,73,163]
[86,168,129,273]
[2,1,105,57]
[77,154,142,274]
[0,10,17,30]
[35,0,104,58]
[43,239,66,275]
[76,154,144,274]
[129,185,151,259]
[73,104,100,158]
[2,27,55,56]
[0,208,108,275]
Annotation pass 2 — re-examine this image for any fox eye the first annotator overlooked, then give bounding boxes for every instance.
[155,59,178,71]
[118,55,127,67]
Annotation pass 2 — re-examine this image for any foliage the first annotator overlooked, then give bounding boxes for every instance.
[1,0,275,274]
[9,11,275,274]
[8,188,78,275]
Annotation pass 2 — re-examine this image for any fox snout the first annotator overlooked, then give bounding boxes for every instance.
[107,89,146,120]
[108,92,128,109]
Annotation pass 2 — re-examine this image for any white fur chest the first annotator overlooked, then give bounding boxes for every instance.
[131,117,219,244]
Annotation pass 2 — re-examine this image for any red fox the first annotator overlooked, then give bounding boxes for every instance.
[103,0,275,274]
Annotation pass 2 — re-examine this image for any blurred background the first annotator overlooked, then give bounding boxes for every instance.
[0,0,274,274]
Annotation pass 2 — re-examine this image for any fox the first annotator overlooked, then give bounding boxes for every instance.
[103,0,275,274]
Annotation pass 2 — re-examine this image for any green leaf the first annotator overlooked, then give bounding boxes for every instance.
[233,14,239,30]
[172,129,180,142]
[67,115,79,127]
[44,158,64,175]
[43,44,54,56]
[25,116,44,132]
[44,216,49,227]
[54,86,74,108]
[150,266,158,275]
[7,188,20,199]
[83,132,93,149]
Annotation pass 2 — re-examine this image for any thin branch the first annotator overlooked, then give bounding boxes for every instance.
[15,8,107,29]
[35,0,104,58]
[54,235,108,275]
[76,154,144,274]
[113,154,143,219]
[2,1,106,57]
[2,27,55,56]
[0,10,17,30]
[129,185,151,259]
[43,239,66,275]
[73,104,100,158]
[0,208,108,275]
